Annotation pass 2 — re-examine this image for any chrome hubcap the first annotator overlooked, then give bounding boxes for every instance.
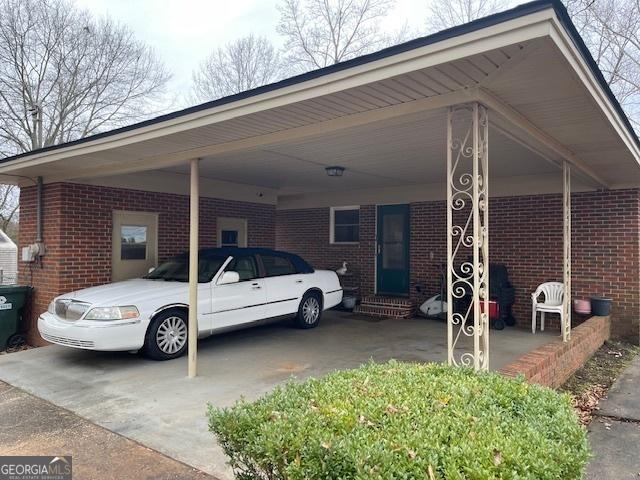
[156,316,187,354]
[302,297,320,324]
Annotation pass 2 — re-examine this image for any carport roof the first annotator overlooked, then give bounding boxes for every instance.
[2,0,637,163]
[1,0,639,192]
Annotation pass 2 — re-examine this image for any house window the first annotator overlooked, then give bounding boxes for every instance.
[330,206,359,244]
[220,230,239,247]
[120,225,147,260]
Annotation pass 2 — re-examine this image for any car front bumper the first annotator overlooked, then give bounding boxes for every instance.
[38,312,147,351]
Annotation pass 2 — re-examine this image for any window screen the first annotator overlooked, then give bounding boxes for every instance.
[121,225,147,260]
[261,255,296,277]
[332,208,359,243]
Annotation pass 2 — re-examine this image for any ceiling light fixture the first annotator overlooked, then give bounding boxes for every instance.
[325,166,345,177]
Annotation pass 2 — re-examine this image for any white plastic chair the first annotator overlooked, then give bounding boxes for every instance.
[531,282,565,334]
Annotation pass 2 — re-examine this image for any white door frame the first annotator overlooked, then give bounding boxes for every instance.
[111,210,159,282]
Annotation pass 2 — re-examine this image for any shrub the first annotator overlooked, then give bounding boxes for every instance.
[208,361,589,479]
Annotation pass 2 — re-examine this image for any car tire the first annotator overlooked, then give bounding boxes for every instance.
[492,318,506,330]
[295,292,323,329]
[143,309,189,361]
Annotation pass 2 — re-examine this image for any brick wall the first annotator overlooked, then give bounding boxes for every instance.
[275,189,640,341]
[500,315,611,388]
[275,206,376,297]
[19,182,275,344]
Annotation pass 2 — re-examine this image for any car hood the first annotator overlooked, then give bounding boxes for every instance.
[58,278,191,306]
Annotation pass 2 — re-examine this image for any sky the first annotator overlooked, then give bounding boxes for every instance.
[74,0,428,106]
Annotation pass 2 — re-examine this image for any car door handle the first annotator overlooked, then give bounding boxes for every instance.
[251,283,262,290]
[295,280,303,284]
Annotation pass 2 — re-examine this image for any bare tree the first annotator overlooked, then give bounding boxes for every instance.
[191,35,282,102]
[0,0,170,239]
[0,185,19,240]
[277,0,401,72]
[564,0,640,130]
[0,0,170,156]
[426,0,511,32]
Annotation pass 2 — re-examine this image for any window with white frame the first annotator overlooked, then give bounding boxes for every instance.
[330,206,360,243]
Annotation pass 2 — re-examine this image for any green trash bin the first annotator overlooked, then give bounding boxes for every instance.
[0,285,32,350]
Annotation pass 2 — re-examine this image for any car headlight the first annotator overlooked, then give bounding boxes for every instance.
[47,300,56,315]
[84,306,140,321]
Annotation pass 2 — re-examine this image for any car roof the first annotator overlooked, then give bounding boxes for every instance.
[180,247,315,273]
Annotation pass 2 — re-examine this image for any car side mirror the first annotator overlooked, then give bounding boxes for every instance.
[218,271,240,285]
[148,267,156,274]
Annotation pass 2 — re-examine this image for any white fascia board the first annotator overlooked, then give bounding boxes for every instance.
[0,11,555,174]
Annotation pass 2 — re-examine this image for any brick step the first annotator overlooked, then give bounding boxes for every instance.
[353,301,415,319]
[360,296,413,308]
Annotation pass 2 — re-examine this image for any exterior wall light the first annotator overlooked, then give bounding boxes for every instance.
[325,166,345,177]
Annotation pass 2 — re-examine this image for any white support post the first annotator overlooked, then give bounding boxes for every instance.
[188,158,200,378]
[446,103,490,371]
[563,161,572,342]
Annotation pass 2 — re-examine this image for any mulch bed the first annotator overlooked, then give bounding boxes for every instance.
[560,340,640,425]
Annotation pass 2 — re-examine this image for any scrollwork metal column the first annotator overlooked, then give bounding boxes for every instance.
[563,161,572,342]
[447,103,489,371]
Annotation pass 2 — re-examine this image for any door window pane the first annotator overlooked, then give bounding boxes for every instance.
[221,230,239,247]
[262,255,296,277]
[332,207,359,242]
[382,214,405,269]
[121,225,147,260]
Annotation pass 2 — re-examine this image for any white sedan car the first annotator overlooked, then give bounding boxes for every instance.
[39,248,343,360]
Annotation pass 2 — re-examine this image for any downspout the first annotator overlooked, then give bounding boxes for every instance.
[36,176,43,244]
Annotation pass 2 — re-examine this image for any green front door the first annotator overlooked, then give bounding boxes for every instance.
[376,204,410,296]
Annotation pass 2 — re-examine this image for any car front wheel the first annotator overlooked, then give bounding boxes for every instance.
[295,292,322,329]
[143,309,189,360]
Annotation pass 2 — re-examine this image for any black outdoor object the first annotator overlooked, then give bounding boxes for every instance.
[0,285,32,350]
[488,264,516,329]
[437,262,516,329]
[590,297,613,316]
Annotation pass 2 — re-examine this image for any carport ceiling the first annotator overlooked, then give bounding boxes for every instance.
[161,110,557,195]
[2,2,639,192]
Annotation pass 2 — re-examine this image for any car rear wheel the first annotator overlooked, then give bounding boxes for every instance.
[295,292,322,329]
[143,309,188,360]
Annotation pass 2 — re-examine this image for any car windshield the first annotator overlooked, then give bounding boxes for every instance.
[144,255,227,282]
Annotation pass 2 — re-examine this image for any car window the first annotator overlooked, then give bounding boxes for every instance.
[145,255,226,282]
[225,255,258,281]
[261,255,296,277]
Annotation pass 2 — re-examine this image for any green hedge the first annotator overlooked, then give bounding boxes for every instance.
[208,361,589,479]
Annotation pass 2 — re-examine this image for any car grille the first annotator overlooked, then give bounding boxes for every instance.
[55,300,91,321]
[41,333,95,349]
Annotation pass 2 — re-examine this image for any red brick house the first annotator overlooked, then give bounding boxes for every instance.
[1,0,638,379]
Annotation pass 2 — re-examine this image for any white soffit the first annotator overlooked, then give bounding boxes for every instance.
[0,4,637,192]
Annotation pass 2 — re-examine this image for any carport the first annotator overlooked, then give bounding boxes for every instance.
[2,0,639,378]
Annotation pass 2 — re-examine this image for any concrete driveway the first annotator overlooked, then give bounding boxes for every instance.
[0,311,554,479]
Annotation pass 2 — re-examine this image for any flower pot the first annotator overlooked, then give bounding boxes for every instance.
[573,299,591,315]
[590,297,612,316]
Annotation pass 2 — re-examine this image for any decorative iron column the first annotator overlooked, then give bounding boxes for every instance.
[563,161,572,342]
[447,103,489,371]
